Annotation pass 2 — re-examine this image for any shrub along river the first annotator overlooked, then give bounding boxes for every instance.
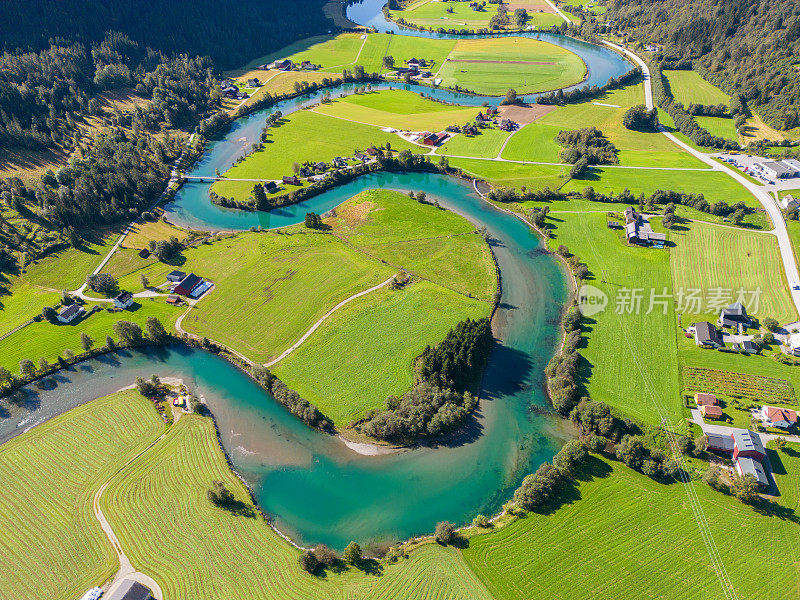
[0,4,634,549]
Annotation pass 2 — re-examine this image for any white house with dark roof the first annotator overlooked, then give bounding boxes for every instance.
[57,304,85,324]
[113,291,134,310]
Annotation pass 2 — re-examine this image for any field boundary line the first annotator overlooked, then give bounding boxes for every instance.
[265,275,395,367]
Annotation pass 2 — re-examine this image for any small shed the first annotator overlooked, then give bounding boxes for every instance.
[167,270,186,283]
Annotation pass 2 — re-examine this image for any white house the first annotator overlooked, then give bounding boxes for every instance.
[113,291,134,310]
[781,194,799,210]
[789,332,800,356]
[759,405,798,429]
[57,304,85,324]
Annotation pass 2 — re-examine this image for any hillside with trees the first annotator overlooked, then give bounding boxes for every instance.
[607,0,800,129]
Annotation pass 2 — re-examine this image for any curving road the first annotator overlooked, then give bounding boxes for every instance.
[605,41,800,318]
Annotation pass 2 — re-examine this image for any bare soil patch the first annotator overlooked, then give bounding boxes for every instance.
[497,104,557,125]
[503,0,557,13]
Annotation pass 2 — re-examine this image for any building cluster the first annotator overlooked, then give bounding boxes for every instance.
[609,207,666,247]
[692,302,758,352]
[219,78,250,100]
[393,58,433,79]
[705,427,771,489]
[258,59,318,71]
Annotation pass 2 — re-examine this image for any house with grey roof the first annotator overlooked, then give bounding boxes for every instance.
[694,321,723,348]
[106,580,152,600]
[717,301,751,329]
[57,304,85,324]
[735,456,769,488]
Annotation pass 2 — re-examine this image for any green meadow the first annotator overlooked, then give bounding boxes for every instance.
[314,89,480,131]
[436,37,586,95]
[463,453,800,600]
[542,210,682,424]
[663,70,731,106]
[436,126,512,158]
[391,0,564,30]
[669,220,796,325]
[0,391,165,600]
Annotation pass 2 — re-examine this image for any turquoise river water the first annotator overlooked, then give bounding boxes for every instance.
[0,2,634,549]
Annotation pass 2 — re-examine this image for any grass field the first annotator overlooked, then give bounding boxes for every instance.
[0,390,164,600]
[462,453,800,600]
[436,126,512,158]
[0,279,60,333]
[436,38,586,95]
[391,0,564,31]
[0,297,182,375]
[449,157,567,189]
[543,210,682,424]
[669,220,796,325]
[275,280,490,424]
[695,115,738,140]
[502,85,709,168]
[663,70,730,106]
[313,90,480,131]
[211,110,420,201]
[22,233,118,290]
[101,412,494,600]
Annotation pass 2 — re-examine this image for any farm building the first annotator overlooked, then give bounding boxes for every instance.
[717,301,751,329]
[694,393,718,406]
[57,304,85,324]
[758,406,798,429]
[246,78,261,87]
[300,60,318,70]
[282,175,301,185]
[106,580,153,600]
[138,248,150,259]
[269,59,294,70]
[732,429,766,461]
[174,273,211,298]
[705,432,735,452]
[789,332,800,356]
[166,295,181,305]
[113,291,134,310]
[694,321,723,348]
[700,404,723,419]
[167,270,187,283]
[732,340,758,354]
[735,456,769,488]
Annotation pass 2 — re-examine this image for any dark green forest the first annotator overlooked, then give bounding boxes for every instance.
[0,0,330,69]
[607,0,800,129]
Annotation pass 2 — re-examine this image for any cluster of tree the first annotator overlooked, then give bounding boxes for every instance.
[545,304,584,415]
[488,5,511,29]
[358,318,492,441]
[556,127,619,165]
[1,0,330,71]
[0,33,215,154]
[304,212,324,229]
[513,440,589,509]
[606,0,800,130]
[135,374,163,397]
[686,103,729,117]
[250,365,333,431]
[536,68,642,106]
[417,318,494,391]
[148,236,184,262]
[299,543,343,574]
[87,273,119,295]
[622,104,659,131]
[613,433,681,479]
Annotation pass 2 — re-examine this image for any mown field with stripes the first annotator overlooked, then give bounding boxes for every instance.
[462,453,800,600]
[0,391,165,600]
[100,412,494,600]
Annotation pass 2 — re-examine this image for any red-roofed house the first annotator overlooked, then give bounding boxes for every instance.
[759,405,798,430]
[694,393,718,406]
[700,404,723,419]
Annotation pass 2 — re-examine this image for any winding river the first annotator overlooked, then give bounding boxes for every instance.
[0,3,632,549]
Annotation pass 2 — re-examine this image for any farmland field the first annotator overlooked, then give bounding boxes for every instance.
[669,220,797,324]
[391,0,564,31]
[541,210,682,424]
[0,298,182,375]
[101,412,494,600]
[313,90,480,130]
[436,126,513,158]
[682,366,796,404]
[436,38,586,95]
[695,115,738,140]
[0,390,164,600]
[462,454,800,600]
[663,70,730,106]
[274,280,490,425]
[22,232,118,290]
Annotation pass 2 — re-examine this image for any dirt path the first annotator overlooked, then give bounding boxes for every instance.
[92,429,170,600]
[265,275,395,367]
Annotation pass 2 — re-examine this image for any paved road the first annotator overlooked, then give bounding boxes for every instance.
[690,408,800,444]
[607,41,800,319]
